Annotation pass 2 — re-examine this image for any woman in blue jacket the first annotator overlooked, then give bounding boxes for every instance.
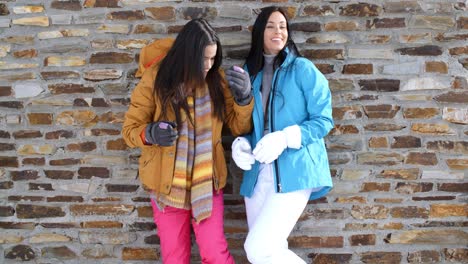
[228,6,334,264]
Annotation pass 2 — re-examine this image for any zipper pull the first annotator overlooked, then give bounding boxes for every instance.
[278,183,282,193]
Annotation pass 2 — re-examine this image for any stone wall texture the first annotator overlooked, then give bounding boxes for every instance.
[0,0,467,263]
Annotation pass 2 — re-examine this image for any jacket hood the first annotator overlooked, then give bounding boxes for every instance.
[135,38,175,78]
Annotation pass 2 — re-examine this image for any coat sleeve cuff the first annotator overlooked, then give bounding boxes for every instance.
[283,125,301,149]
[140,127,150,145]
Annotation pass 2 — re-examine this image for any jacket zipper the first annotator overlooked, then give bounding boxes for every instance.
[269,70,282,193]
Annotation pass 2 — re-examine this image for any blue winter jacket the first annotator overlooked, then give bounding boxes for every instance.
[239,49,334,200]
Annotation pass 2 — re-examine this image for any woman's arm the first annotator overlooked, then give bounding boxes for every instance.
[220,69,254,136]
[297,60,334,144]
[122,67,160,148]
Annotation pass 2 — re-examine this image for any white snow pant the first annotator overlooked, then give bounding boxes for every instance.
[244,164,312,264]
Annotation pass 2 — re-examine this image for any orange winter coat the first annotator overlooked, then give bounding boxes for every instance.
[122,44,253,195]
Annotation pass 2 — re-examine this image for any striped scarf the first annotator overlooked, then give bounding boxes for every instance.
[158,85,213,222]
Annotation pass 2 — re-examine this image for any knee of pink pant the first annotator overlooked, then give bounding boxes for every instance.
[199,244,234,264]
[158,227,191,264]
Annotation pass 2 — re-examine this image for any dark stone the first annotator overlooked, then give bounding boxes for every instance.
[107,10,144,20]
[11,170,39,181]
[0,205,15,216]
[0,143,15,151]
[44,170,74,180]
[49,158,81,166]
[73,98,89,107]
[0,181,14,189]
[0,130,10,138]
[182,7,216,20]
[45,130,74,139]
[29,183,54,191]
[129,222,156,231]
[51,0,82,11]
[13,130,42,139]
[48,84,94,94]
[396,45,443,56]
[0,86,12,96]
[78,167,110,179]
[290,22,321,32]
[308,253,352,264]
[366,18,405,28]
[16,204,65,219]
[0,156,18,167]
[434,91,468,104]
[106,184,139,192]
[90,52,134,64]
[5,245,35,261]
[0,3,10,16]
[391,136,422,148]
[0,101,24,109]
[340,3,381,17]
[359,79,400,92]
[47,196,83,202]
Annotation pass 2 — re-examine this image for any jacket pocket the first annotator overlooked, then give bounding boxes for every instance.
[213,140,227,190]
[139,147,162,191]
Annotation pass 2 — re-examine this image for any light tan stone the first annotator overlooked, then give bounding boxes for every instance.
[0,45,10,57]
[83,69,122,81]
[325,21,359,31]
[400,33,432,43]
[411,123,456,135]
[12,16,49,27]
[30,233,71,243]
[341,170,371,181]
[411,15,455,30]
[38,29,89,39]
[18,144,56,155]
[79,231,137,245]
[13,6,45,14]
[0,62,38,70]
[430,204,468,217]
[0,72,35,82]
[97,24,129,34]
[45,56,86,67]
[116,39,149,49]
[31,97,73,106]
[0,234,24,244]
[387,230,468,244]
[56,110,98,127]
[82,155,127,165]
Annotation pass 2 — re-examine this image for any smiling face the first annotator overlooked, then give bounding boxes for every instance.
[203,44,217,78]
[263,11,288,55]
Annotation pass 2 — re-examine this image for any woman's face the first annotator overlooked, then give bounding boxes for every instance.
[203,44,217,78]
[263,11,288,55]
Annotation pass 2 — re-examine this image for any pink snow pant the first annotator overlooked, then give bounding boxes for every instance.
[150,189,235,264]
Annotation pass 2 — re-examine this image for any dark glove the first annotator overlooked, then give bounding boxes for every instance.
[226,66,252,105]
[145,121,178,146]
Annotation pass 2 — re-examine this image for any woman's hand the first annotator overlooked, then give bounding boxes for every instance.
[226,66,252,105]
[144,121,178,146]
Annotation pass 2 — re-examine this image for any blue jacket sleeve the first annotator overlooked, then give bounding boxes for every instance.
[298,61,334,145]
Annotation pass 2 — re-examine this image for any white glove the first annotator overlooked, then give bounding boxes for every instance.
[253,125,301,164]
[231,137,255,170]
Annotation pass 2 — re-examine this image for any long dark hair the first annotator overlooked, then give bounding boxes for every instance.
[245,6,301,78]
[155,18,224,124]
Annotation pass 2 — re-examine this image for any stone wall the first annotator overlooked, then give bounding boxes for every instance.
[0,0,467,263]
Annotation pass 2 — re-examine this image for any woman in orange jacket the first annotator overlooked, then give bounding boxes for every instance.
[122,18,253,264]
